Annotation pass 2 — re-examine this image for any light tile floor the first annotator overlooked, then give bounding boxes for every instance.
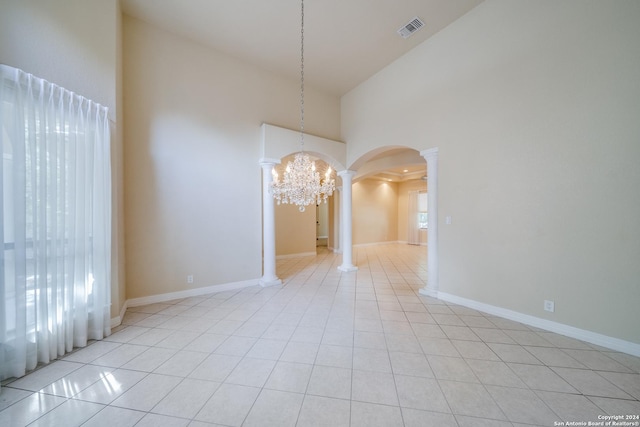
[2,244,639,426]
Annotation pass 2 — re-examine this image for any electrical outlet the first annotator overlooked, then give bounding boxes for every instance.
[187,275,194,284]
[544,300,555,312]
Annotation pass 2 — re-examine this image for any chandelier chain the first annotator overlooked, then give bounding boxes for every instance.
[300,0,304,148]
[269,0,335,212]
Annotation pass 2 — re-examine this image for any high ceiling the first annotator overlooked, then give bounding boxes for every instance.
[121,0,484,97]
[121,0,483,181]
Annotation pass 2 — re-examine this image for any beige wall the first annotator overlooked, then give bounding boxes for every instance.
[342,0,640,344]
[0,0,118,120]
[123,16,340,298]
[398,180,428,244]
[352,179,398,245]
[0,0,125,319]
[275,203,316,256]
[114,0,126,316]
[351,179,427,246]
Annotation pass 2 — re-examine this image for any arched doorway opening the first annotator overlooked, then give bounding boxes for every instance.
[260,123,438,293]
[273,154,336,258]
[259,124,347,286]
[348,146,439,295]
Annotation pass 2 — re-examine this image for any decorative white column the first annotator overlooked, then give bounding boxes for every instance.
[419,148,438,297]
[338,170,358,272]
[259,159,282,287]
[333,186,342,254]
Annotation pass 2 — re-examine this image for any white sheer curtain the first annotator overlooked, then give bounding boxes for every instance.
[408,190,419,245]
[0,64,111,382]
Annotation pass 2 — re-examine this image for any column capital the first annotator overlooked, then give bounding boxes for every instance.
[337,169,357,178]
[420,148,438,160]
[259,158,281,167]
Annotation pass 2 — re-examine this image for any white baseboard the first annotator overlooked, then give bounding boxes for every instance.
[276,251,317,259]
[110,300,128,329]
[435,291,640,357]
[125,278,260,308]
[109,278,640,357]
[418,287,438,298]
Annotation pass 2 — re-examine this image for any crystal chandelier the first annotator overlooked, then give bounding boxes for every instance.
[271,0,335,212]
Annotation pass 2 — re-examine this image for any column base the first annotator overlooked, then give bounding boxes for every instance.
[338,265,358,272]
[419,287,438,298]
[259,277,283,287]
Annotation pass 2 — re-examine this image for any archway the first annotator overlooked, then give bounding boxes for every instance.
[348,146,439,295]
[260,123,438,293]
[260,124,347,286]
[273,154,335,258]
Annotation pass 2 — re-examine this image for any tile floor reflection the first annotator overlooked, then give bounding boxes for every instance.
[1,244,639,426]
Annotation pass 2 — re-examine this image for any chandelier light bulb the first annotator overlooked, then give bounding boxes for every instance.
[270,153,335,212]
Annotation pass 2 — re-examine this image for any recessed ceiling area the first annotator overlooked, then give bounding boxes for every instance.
[354,148,426,183]
[368,165,427,183]
[284,149,426,184]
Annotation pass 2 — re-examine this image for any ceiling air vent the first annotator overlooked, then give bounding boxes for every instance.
[397,17,425,39]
